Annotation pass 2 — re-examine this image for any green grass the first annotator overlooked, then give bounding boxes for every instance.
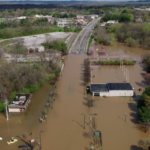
[0,26,80,41]
[87,35,94,53]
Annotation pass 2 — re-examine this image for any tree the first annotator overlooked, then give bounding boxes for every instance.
[138,107,150,123]
[142,12,148,22]
[125,37,138,47]
[144,86,150,96]
[120,13,134,22]
[145,95,150,111]
[0,102,5,112]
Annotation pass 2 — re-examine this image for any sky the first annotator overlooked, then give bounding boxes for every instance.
[0,0,141,1]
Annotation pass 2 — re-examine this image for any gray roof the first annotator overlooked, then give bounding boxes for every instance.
[107,83,133,90]
[90,83,133,92]
[90,84,109,93]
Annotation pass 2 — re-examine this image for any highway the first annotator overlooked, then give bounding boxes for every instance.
[71,18,99,54]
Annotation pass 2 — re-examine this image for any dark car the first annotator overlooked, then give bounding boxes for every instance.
[18,145,29,149]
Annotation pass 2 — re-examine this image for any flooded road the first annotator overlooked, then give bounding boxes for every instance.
[1,42,150,150]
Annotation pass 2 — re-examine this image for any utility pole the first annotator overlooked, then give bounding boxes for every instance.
[122,61,123,72]
[126,68,128,82]
[91,70,92,83]
[4,100,9,121]
[81,113,85,129]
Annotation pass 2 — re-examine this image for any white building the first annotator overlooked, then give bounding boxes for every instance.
[57,19,73,27]
[35,15,52,22]
[8,94,32,113]
[89,83,134,97]
[107,20,119,24]
[27,46,45,53]
[90,14,98,19]
[77,15,85,18]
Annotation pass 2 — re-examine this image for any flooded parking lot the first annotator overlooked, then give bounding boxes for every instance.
[1,42,150,150]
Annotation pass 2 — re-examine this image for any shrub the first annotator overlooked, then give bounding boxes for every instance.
[0,102,5,112]
[138,107,150,123]
[10,92,17,102]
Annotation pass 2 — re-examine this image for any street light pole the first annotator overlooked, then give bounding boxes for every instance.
[81,113,85,129]
[39,130,44,150]
[122,61,123,72]
[124,65,125,76]
[126,68,128,82]
[91,70,92,83]
[127,69,129,82]
[4,100,9,121]
[125,113,127,122]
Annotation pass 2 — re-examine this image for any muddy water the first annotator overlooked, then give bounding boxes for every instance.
[1,42,150,150]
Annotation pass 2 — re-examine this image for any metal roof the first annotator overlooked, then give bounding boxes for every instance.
[90,83,133,92]
[107,83,133,90]
[90,84,109,93]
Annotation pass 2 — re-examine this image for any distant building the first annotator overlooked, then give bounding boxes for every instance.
[134,8,150,11]
[76,15,85,19]
[90,14,98,19]
[8,94,32,112]
[87,83,134,97]
[107,20,119,24]
[27,46,45,53]
[35,15,52,22]
[57,19,73,27]
[135,16,143,23]
[16,16,26,20]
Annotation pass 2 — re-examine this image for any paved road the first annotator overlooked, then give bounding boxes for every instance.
[71,18,99,54]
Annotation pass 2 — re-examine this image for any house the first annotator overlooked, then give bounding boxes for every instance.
[88,83,134,97]
[90,14,98,19]
[27,46,45,53]
[107,20,119,24]
[135,16,143,23]
[76,18,86,25]
[35,15,52,22]
[57,19,73,27]
[76,15,85,19]
[134,8,150,11]
[8,94,32,112]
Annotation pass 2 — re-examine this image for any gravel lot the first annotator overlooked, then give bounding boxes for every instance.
[23,32,72,47]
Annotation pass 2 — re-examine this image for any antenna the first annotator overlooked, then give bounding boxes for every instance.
[4,100,9,121]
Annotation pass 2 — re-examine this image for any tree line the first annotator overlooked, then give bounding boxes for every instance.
[94,22,150,49]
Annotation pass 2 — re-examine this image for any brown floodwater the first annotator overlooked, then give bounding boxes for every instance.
[1,42,150,150]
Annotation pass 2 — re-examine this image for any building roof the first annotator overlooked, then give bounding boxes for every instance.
[90,83,133,92]
[90,84,109,92]
[107,83,133,90]
[10,94,31,105]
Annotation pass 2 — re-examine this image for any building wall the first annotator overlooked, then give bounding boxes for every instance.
[109,90,133,96]
[92,90,133,97]
[9,108,20,112]
[100,92,110,96]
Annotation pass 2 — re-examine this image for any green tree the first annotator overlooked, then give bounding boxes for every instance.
[125,37,138,47]
[145,95,150,111]
[120,13,134,22]
[143,86,150,96]
[138,107,150,123]
[0,102,5,112]
[142,13,148,22]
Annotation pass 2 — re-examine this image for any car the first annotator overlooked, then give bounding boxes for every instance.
[18,145,30,149]
[7,139,18,144]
